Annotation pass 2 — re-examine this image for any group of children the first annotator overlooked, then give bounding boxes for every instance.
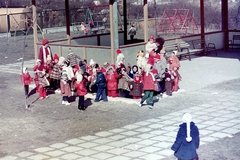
[19,38,200,159]
[20,37,182,110]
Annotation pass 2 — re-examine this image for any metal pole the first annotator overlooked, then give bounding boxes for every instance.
[5,0,9,39]
[123,0,127,44]
[200,0,205,48]
[65,0,71,44]
[222,0,229,50]
[143,0,148,43]
[32,0,38,59]
[154,0,157,37]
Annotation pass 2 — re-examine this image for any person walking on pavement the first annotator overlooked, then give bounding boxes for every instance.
[171,113,200,160]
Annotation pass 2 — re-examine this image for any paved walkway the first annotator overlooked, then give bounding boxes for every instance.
[0,51,240,159]
[1,91,240,160]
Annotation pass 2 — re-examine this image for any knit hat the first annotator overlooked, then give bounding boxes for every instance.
[149,36,154,41]
[89,59,95,65]
[22,67,27,74]
[58,56,65,65]
[152,69,158,75]
[116,49,122,54]
[53,54,59,61]
[134,74,141,83]
[182,113,192,142]
[77,74,83,82]
[42,39,49,45]
[36,59,41,64]
[62,71,67,76]
[68,48,73,54]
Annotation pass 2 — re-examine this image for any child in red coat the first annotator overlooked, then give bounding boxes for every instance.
[60,73,71,105]
[20,68,32,98]
[106,66,119,97]
[74,74,87,110]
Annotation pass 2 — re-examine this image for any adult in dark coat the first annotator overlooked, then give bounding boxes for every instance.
[171,113,200,160]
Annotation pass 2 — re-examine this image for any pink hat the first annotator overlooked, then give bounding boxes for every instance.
[42,39,49,45]
[53,54,59,61]
[150,36,154,41]
[116,49,122,54]
[152,69,158,74]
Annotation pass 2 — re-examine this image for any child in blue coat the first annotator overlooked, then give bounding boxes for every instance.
[171,113,199,160]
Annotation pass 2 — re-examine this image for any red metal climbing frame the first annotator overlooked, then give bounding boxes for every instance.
[157,9,199,35]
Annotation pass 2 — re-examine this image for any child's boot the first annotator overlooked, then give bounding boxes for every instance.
[65,101,71,105]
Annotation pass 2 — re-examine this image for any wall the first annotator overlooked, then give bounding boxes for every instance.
[0,8,31,32]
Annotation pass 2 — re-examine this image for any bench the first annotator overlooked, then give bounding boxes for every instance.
[229,35,240,50]
[164,41,191,61]
[187,39,217,56]
[89,25,106,34]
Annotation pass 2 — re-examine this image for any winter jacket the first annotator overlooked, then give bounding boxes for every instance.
[37,71,49,88]
[168,55,180,70]
[129,82,143,97]
[106,71,119,91]
[95,71,106,88]
[118,74,132,91]
[171,122,200,160]
[142,72,155,91]
[75,80,87,96]
[67,52,81,67]
[50,63,61,80]
[20,73,32,85]
[60,80,71,96]
[62,66,74,81]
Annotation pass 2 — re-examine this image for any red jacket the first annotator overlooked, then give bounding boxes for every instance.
[20,73,32,85]
[147,50,155,66]
[106,71,119,91]
[143,72,155,91]
[75,80,87,96]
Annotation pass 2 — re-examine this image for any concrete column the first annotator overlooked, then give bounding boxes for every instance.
[110,0,119,64]
[65,0,71,44]
[123,0,127,44]
[32,0,38,59]
[222,0,229,50]
[200,0,205,47]
[143,0,148,43]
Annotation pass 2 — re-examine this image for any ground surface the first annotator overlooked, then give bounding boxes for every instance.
[0,33,240,160]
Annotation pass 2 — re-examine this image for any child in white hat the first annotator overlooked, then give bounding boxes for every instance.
[171,113,200,160]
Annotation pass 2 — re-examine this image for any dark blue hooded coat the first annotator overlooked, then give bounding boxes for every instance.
[171,122,200,160]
